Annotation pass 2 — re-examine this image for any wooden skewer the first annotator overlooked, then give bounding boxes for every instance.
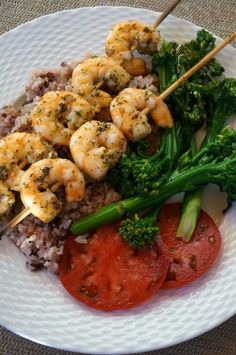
[12,93,27,110]
[153,0,183,29]
[18,161,27,169]
[96,81,104,89]
[0,207,31,238]
[141,107,151,116]
[1,32,235,238]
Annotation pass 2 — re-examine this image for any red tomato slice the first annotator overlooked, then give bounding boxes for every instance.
[59,223,169,311]
[158,203,221,289]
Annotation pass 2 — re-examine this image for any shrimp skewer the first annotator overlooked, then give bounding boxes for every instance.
[1,31,235,236]
[0,158,85,237]
[10,1,182,110]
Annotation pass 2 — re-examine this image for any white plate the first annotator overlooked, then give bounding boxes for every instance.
[0,6,236,354]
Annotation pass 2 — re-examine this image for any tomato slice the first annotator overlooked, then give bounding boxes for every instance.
[158,203,221,289]
[59,223,169,311]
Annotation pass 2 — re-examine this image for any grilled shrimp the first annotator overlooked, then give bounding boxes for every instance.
[110,88,173,141]
[0,132,56,191]
[20,158,85,223]
[71,56,130,113]
[31,91,95,145]
[105,21,160,76]
[70,121,127,180]
[0,182,15,216]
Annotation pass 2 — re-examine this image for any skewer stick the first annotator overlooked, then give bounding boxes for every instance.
[141,107,151,116]
[159,32,236,100]
[1,32,235,238]
[12,94,26,110]
[0,182,62,238]
[153,0,182,29]
[0,208,31,238]
[96,81,104,89]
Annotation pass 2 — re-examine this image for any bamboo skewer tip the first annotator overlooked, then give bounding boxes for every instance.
[0,207,31,239]
[153,0,183,29]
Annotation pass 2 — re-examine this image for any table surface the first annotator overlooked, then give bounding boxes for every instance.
[0,1,236,354]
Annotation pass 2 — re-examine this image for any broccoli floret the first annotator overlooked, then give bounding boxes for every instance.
[178,29,225,81]
[169,82,207,129]
[108,149,170,198]
[202,78,236,146]
[119,210,159,248]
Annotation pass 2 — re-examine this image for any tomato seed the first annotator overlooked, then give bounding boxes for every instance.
[208,235,215,244]
[80,285,98,299]
[188,254,197,271]
[81,271,94,281]
[166,269,176,280]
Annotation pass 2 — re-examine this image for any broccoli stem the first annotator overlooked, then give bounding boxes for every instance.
[70,196,163,235]
[201,110,228,149]
[70,161,228,235]
[177,106,233,241]
[176,188,203,241]
[176,134,203,241]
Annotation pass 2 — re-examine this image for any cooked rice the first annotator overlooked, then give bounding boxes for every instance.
[0,106,21,138]
[25,61,78,102]
[0,58,157,274]
[4,183,120,273]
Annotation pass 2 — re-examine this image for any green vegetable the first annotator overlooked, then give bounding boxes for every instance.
[201,78,236,147]
[176,188,203,241]
[119,206,160,248]
[70,127,236,236]
[177,29,224,81]
[152,30,233,243]
[107,128,178,247]
[151,41,178,92]
[152,30,225,144]
[177,78,236,241]
[107,140,171,199]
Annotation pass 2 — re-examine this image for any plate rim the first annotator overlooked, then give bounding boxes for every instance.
[1,5,235,50]
[0,6,236,354]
